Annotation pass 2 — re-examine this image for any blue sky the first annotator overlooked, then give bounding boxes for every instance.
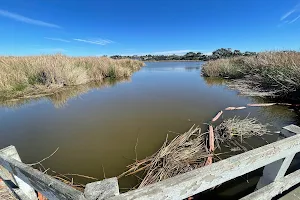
[0,0,300,56]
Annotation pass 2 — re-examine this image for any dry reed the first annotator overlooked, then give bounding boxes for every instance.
[214,117,269,143]
[119,126,210,188]
[120,117,269,188]
[0,54,144,100]
[202,51,300,94]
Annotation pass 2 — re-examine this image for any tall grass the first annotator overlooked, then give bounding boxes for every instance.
[202,51,300,94]
[0,54,144,98]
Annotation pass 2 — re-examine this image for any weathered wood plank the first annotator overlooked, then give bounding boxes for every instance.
[256,154,295,190]
[281,124,300,138]
[283,124,300,135]
[110,133,300,200]
[0,153,86,200]
[84,178,119,200]
[241,169,300,200]
[279,185,300,200]
[0,146,37,200]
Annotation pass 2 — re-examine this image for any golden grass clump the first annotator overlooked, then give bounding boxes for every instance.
[202,51,300,94]
[119,126,210,188]
[120,117,268,188]
[214,117,269,143]
[202,57,246,78]
[0,54,144,99]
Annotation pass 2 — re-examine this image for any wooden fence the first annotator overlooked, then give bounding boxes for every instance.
[1,124,300,200]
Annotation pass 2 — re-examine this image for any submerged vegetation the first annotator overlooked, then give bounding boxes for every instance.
[202,51,300,97]
[0,54,144,100]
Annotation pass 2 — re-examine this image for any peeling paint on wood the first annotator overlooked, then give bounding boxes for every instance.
[242,169,300,200]
[0,154,86,200]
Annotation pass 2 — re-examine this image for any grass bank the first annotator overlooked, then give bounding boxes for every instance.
[0,54,144,100]
[201,51,300,97]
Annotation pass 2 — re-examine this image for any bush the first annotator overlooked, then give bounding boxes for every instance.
[201,51,300,94]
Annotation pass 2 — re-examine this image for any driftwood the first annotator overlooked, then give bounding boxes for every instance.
[212,111,223,122]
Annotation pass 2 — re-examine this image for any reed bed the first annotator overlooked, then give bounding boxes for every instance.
[202,51,300,95]
[120,117,268,188]
[0,54,144,99]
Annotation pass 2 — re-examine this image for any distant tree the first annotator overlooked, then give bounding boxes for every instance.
[243,51,256,56]
[233,50,242,56]
[212,48,233,59]
[110,55,122,59]
[109,48,257,61]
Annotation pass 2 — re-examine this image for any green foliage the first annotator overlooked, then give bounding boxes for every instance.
[108,67,117,78]
[28,74,44,85]
[13,82,27,91]
[110,48,256,61]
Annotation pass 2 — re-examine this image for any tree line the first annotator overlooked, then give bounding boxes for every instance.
[110,48,257,61]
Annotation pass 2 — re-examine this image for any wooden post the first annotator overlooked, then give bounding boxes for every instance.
[256,124,300,190]
[84,177,119,200]
[242,169,300,200]
[256,154,295,190]
[0,151,86,200]
[0,146,37,200]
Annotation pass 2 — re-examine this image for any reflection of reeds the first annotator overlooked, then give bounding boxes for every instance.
[185,66,200,71]
[0,78,131,108]
[203,77,227,86]
[49,78,131,108]
[0,54,144,100]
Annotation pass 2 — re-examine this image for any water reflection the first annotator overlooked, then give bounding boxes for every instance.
[0,78,130,108]
[203,77,227,86]
[184,66,200,71]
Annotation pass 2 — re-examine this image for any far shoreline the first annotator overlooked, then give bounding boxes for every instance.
[144,60,204,62]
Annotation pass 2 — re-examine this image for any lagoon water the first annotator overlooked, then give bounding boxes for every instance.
[0,62,298,197]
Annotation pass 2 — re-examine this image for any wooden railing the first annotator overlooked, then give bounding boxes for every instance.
[1,124,300,200]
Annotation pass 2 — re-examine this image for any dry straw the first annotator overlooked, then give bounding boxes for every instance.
[120,117,269,188]
[0,54,144,99]
[202,51,300,94]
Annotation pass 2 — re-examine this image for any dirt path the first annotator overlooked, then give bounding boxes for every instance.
[0,179,16,200]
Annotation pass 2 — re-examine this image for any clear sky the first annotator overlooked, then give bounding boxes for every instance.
[0,0,300,56]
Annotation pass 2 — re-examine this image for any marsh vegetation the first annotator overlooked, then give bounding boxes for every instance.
[0,54,144,101]
[202,51,300,98]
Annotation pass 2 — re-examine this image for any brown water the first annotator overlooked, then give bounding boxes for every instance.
[0,62,299,194]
